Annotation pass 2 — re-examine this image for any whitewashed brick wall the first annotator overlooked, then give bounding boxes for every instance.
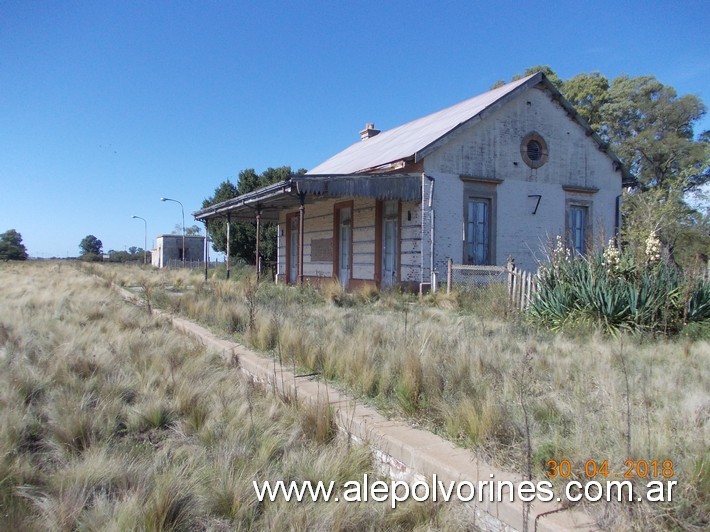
[424,86,622,273]
[400,199,422,284]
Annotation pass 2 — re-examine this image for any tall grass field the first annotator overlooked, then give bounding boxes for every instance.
[89,261,709,531]
[0,262,473,530]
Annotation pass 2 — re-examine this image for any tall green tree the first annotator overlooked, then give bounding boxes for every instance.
[563,72,610,132]
[79,235,103,256]
[172,224,202,236]
[203,166,304,264]
[601,75,708,193]
[596,75,708,265]
[0,229,28,261]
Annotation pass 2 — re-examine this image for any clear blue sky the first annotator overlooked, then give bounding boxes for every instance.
[1,0,709,257]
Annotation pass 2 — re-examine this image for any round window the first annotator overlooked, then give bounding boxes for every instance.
[521,133,548,169]
[527,140,542,161]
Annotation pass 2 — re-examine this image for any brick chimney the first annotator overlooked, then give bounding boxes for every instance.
[360,123,380,141]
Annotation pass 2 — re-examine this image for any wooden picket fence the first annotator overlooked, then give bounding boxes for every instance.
[446,258,539,311]
[507,267,539,311]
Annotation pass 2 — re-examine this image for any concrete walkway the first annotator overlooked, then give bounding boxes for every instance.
[119,286,595,531]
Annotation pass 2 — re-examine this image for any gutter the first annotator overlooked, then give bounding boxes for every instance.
[427,174,436,291]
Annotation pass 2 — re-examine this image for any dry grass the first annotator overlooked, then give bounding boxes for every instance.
[84,263,710,530]
[0,261,473,530]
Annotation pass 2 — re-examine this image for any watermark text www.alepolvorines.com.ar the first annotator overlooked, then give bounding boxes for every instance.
[253,473,677,509]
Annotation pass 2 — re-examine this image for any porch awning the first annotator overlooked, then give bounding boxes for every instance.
[193,181,297,223]
[192,173,422,222]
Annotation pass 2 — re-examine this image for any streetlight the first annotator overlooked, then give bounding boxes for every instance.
[131,215,148,265]
[161,197,185,265]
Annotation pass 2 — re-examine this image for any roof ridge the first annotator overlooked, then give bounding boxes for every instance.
[388,73,538,134]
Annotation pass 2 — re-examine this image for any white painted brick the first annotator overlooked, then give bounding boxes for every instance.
[424,87,621,273]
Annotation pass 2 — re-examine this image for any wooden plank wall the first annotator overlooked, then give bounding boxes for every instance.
[277,197,423,284]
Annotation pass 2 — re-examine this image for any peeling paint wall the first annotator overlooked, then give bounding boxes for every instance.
[400,199,422,284]
[277,196,423,284]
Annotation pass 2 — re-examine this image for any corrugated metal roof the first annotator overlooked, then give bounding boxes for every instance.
[307,74,538,175]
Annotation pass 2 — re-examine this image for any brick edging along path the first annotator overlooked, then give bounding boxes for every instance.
[117,285,596,532]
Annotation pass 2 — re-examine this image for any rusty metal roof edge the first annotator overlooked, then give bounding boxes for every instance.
[192,181,295,220]
[292,173,422,200]
[193,173,423,221]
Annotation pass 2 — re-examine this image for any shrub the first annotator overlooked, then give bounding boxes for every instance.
[321,278,349,306]
[528,237,710,335]
[80,253,103,262]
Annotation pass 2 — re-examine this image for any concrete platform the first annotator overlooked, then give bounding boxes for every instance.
[118,286,597,531]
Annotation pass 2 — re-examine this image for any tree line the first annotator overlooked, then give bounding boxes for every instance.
[0,231,148,262]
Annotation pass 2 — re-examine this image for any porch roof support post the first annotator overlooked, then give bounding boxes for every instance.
[255,207,262,280]
[298,193,305,285]
[447,257,453,295]
[203,219,209,281]
[226,213,231,280]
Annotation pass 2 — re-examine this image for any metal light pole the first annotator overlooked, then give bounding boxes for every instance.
[161,197,185,265]
[131,215,148,265]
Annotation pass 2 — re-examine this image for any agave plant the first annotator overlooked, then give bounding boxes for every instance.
[528,243,709,336]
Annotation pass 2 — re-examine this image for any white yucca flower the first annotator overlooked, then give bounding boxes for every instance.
[552,235,570,264]
[645,231,661,263]
[603,239,621,274]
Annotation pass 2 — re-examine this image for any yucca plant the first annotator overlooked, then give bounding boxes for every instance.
[686,280,710,322]
[528,238,709,335]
